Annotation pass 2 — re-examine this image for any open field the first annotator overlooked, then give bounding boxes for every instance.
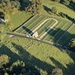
[42,0,75,18]
[8,11,32,30]
[15,14,75,47]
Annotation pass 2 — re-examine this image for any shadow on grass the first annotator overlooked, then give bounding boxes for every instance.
[22,26,33,35]
[67,50,75,75]
[0,45,21,64]
[19,0,30,10]
[43,5,51,14]
[12,15,33,32]
[11,42,54,74]
[0,11,5,19]
[66,62,75,75]
[44,28,75,51]
[49,57,65,69]
[66,5,75,12]
[0,43,75,75]
[60,2,75,12]
[49,57,75,75]
[12,43,75,75]
[0,44,40,75]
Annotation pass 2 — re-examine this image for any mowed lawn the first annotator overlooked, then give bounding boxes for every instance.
[8,11,32,30]
[1,16,75,75]
[1,36,75,75]
[42,0,75,18]
[15,14,74,46]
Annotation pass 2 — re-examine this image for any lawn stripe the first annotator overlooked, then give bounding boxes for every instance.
[43,21,63,41]
[54,22,71,42]
[38,20,56,37]
[15,14,40,32]
[56,23,74,43]
[40,18,58,39]
[61,25,75,46]
[21,15,44,34]
[21,16,47,34]
[30,18,52,35]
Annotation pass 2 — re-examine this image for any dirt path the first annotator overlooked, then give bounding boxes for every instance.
[40,18,58,39]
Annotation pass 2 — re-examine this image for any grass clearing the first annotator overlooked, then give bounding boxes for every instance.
[0,1,75,75]
[1,35,75,75]
[15,14,73,47]
[42,0,75,18]
[8,11,32,30]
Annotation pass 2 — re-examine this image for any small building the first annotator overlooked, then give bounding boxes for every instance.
[0,18,8,23]
[32,31,38,38]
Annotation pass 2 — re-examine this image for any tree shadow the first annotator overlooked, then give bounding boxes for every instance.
[60,2,75,12]
[11,42,54,74]
[0,43,75,75]
[22,26,33,35]
[59,1,75,12]
[45,28,75,51]
[66,5,75,12]
[19,0,31,10]
[13,16,33,32]
[66,62,75,75]
[0,44,40,75]
[43,5,51,13]
[0,45,21,64]
[49,57,75,75]
[49,57,65,69]
[12,42,75,75]
[59,12,75,22]
[0,11,5,19]
[66,44,75,74]
[49,57,66,75]
[45,27,75,75]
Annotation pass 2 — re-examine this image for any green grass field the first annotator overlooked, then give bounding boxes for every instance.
[15,14,74,47]
[42,0,75,18]
[8,11,32,30]
[0,0,75,75]
[0,35,75,75]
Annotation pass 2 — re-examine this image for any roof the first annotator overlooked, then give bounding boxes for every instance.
[0,19,5,23]
[33,31,38,38]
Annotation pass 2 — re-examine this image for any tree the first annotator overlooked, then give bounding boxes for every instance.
[63,0,70,5]
[51,7,57,14]
[59,12,66,18]
[0,0,11,12]
[27,0,42,15]
[0,0,20,13]
[51,67,63,75]
[11,0,20,10]
[0,54,9,66]
[69,38,75,50]
[4,72,9,75]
